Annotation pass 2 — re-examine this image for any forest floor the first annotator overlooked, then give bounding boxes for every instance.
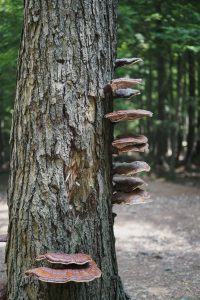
[0,174,200,299]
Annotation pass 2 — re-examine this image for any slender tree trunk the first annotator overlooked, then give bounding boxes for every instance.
[6,1,129,299]
[169,52,176,176]
[155,1,168,162]
[177,54,187,163]
[156,52,168,161]
[0,122,4,165]
[185,50,196,166]
[193,53,200,161]
[146,50,153,155]
[170,53,184,174]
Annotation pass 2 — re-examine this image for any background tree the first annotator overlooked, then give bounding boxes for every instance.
[117,0,200,175]
[6,1,129,299]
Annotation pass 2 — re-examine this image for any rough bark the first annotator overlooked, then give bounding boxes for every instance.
[6,1,129,299]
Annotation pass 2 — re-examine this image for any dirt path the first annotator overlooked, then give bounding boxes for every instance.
[0,177,200,299]
[114,179,200,300]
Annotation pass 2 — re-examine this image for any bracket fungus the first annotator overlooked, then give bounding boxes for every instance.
[113,176,146,192]
[0,282,6,300]
[36,252,92,265]
[111,78,142,90]
[0,235,7,243]
[113,88,140,99]
[25,261,101,283]
[113,161,151,176]
[112,135,148,150]
[25,253,101,284]
[115,58,143,69]
[113,143,149,154]
[105,109,153,123]
[112,188,151,205]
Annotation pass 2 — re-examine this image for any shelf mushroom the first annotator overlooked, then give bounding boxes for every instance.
[110,78,143,91]
[105,109,153,123]
[105,57,152,206]
[113,161,151,176]
[113,175,146,192]
[112,188,151,205]
[25,252,101,284]
[36,252,92,265]
[113,88,141,99]
[115,58,143,69]
[112,135,148,153]
[104,78,142,98]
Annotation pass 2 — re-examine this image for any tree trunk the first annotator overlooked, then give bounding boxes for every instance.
[192,53,200,161]
[185,50,196,166]
[6,1,129,299]
[169,52,176,177]
[155,1,168,161]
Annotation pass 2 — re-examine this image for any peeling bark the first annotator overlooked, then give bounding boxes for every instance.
[6,1,129,299]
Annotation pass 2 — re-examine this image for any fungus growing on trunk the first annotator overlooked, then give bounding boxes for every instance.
[113,175,146,192]
[0,235,7,243]
[25,253,101,284]
[25,260,101,283]
[105,109,153,123]
[113,161,151,175]
[0,282,6,300]
[113,88,140,98]
[112,188,151,205]
[113,143,149,153]
[112,135,148,150]
[115,58,143,69]
[105,78,142,93]
[36,252,92,265]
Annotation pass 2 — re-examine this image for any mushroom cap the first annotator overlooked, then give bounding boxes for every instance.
[0,282,6,300]
[113,176,146,192]
[0,234,7,243]
[115,58,143,68]
[36,252,92,265]
[113,88,140,98]
[110,78,143,91]
[113,161,151,175]
[112,188,151,205]
[112,135,148,150]
[105,109,153,123]
[113,143,149,153]
[25,261,101,283]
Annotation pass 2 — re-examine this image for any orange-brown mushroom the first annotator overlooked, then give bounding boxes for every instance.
[107,78,143,92]
[36,252,92,265]
[25,260,101,283]
[105,109,153,123]
[112,188,151,205]
[113,176,146,192]
[113,161,151,175]
[0,281,6,300]
[0,235,7,243]
[115,58,143,69]
[112,135,148,150]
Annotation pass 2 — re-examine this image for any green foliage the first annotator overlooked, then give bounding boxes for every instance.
[116,0,200,171]
[0,0,23,161]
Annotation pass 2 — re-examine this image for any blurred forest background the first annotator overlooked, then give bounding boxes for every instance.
[0,0,200,178]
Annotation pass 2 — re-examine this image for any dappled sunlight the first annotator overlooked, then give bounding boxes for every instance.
[114,219,197,255]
